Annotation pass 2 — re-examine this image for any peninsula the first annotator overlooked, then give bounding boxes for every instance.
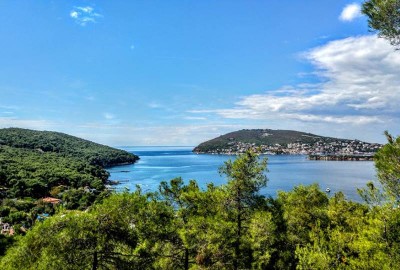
[193,129,382,156]
[0,128,138,167]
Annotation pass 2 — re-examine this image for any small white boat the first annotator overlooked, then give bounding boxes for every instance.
[325,188,331,193]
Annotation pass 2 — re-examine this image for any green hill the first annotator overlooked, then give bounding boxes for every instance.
[194,129,340,151]
[0,128,139,230]
[0,128,138,167]
[193,129,380,154]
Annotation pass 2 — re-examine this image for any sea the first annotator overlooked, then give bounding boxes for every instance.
[107,146,378,202]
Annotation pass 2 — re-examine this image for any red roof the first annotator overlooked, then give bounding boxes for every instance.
[42,197,61,204]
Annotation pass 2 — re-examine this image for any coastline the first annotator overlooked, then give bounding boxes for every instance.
[193,151,377,161]
[107,147,376,202]
[308,154,375,161]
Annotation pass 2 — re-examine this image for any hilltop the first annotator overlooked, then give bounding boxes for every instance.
[0,128,138,167]
[193,129,381,155]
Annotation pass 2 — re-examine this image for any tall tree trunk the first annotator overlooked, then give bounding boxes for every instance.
[234,211,241,270]
[92,251,98,270]
[234,189,242,270]
[184,247,189,270]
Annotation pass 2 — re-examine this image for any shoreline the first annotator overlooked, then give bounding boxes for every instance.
[308,154,375,161]
[193,151,376,161]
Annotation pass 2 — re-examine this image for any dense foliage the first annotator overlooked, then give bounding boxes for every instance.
[362,0,400,48]
[0,128,138,167]
[1,145,399,269]
[0,145,109,233]
[0,128,138,237]
[0,146,108,198]
[374,131,400,201]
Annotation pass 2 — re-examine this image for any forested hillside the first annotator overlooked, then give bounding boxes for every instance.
[0,128,138,167]
[0,128,138,245]
[0,146,109,198]
[194,129,345,152]
[194,129,381,155]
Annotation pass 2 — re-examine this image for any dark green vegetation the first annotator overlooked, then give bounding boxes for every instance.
[0,128,138,167]
[374,131,400,201]
[194,129,341,152]
[363,0,400,48]
[0,128,138,241]
[196,129,338,150]
[1,134,399,269]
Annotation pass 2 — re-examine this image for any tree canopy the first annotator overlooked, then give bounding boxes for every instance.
[374,131,400,201]
[0,128,138,167]
[362,0,400,48]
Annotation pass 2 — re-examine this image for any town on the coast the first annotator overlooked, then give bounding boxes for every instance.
[195,139,382,160]
[193,129,383,160]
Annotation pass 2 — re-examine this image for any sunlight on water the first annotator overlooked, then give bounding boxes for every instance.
[108,147,377,201]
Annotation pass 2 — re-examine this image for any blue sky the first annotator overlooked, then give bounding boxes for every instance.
[1,1,399,145]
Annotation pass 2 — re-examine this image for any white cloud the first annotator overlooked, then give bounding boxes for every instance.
[77,6,94,13]
[69,6,103,26]
[281,114,383,125]
[70,11,78,19]
[191,35,400,130]
[339,3,362,22]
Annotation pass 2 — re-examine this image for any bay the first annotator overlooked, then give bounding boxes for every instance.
[108,146,378,201]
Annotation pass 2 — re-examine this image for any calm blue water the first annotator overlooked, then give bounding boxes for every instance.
[108,146,378,201]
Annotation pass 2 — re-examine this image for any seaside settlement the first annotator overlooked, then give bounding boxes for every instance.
[194,139,382,160]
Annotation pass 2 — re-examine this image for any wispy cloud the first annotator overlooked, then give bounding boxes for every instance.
[0,114,239,145]
[339,3,362,22]
[70,6,103,26]
[103,113,115,120]
[147,101,176,112]
[148,102,162,109]
[75,123,242,146]
[0,117,57,130]
[184,116,207,121]
[191,35,400,128]
[0,112,14,116]
[0,105,20,110]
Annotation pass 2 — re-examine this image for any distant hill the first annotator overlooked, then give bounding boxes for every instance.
[193,129,381,154]
[0,128,138,167]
